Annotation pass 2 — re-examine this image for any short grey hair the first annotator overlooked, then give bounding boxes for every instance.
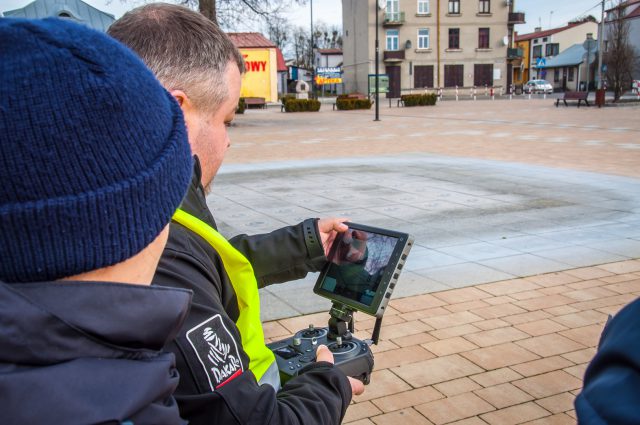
[108,3,245,112]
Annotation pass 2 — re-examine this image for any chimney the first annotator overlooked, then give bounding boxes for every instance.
[534,27,542,32]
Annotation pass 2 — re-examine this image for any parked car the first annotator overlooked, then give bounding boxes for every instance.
[524,79,553,94]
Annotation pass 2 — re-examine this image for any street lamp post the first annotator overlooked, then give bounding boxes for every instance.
[583,33,596,93]
[310,0,315,99]
[375,0,386,121]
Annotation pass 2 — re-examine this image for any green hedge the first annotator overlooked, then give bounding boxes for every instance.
[401,93,438,107]
[280,94,296,105]
[336,98,373,110]
[236,98,246,114]
[284,99,321,112]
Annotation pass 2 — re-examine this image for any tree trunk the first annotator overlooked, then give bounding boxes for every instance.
[199,0,217,24]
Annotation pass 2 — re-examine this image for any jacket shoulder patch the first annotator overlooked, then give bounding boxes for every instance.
[186,314,244,391]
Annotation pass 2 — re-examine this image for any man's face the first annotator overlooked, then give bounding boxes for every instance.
[186,61,242,191]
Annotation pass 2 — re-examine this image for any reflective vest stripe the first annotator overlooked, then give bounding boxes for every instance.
[172,208,276,383]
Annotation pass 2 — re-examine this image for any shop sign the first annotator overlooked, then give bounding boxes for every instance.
[316,67,342,85]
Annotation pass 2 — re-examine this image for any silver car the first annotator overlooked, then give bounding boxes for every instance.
[525,79,553,94]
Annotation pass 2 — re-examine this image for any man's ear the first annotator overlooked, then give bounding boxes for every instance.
[170,89,193,112]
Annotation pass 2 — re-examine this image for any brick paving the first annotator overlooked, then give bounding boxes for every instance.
[264,260,640,424]
[220,100,640,424]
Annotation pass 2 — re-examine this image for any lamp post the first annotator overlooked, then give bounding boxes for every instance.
[583,33,596,93]
[375,0,386,121]
[310,0,315,99]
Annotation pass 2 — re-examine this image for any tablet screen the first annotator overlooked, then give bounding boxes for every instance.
[319,228,398,307]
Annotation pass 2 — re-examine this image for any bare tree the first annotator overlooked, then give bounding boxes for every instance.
[116,0,306,27]
[266,14,292,53]
[292,26,311,68]
[604,0,638,101]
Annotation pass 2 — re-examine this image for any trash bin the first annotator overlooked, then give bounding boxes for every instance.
[595,89,605,107]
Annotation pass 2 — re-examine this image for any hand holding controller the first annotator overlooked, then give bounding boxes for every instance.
[268,324,375,384]
[316,344,364,396]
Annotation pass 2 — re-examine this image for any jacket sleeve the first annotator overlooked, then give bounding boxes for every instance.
[154,224,352,425]
[174,363,352,425]
[574,298,640,425]
[228,219,327,288]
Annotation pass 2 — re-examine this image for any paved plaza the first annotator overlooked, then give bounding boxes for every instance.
[212,99,640,424]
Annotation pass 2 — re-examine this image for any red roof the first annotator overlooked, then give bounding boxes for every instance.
[275,48,287,72]
[317,48,343,55]
[515,20,595,42]
[228,32,276,48]
[629,5,640,18]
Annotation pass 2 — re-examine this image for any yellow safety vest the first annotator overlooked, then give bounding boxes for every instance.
[172,209,276,384]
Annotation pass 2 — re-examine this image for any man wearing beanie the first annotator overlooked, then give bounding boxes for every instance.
[108,3,363,425]
[0,17,193,424]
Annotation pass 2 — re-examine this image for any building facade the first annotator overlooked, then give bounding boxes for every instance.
[514,19,599,85]
[228,33,283,103]
[604,0,640,80]
[513,37,530,85]
[314,48,344,68]
[342,0,523,97]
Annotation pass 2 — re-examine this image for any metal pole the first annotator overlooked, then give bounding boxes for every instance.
[597,0,605,89]
[585,45,590,92]
[310,0,315,98]
[375,2,380,121]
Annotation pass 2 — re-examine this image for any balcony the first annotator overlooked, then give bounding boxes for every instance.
[383,11,405,26]
[507,47,524,59]
[383,50,405,62]
[508,12,525,24]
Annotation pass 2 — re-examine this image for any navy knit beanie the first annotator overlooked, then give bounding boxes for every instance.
[0,18,193,283]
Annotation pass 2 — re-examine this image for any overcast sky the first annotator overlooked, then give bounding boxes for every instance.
[1,0,609,34]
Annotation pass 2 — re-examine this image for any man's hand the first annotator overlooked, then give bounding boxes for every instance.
[318,218,349,257]
[316,345,365,396]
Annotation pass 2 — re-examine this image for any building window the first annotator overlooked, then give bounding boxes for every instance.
[418,0,430,14]
[474,64,493,86]
[449,28,460,49]
[568,67,574,81]
[448,0,460,14]
[532,45,542,58]
[479,0,490,13]
[554,68,560,82]
[386,29,399,50]
[386,0,400,21]
[414,65,434,88]
[478,28,490,48]
[545,43,559,56]
[542,37,548,42]
[444,64,464,87]
[418,28,430,49]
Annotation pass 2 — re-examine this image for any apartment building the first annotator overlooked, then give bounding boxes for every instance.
[342,0,524,97]
[514,18,598,85]
[604,0,640,80]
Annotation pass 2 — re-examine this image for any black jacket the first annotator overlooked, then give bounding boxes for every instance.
[0,280,191,425]
[153,160,352,425]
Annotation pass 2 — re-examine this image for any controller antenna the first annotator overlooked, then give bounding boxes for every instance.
[371,317,383,345]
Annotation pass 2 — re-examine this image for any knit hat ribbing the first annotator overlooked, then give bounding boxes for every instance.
[0,18,193,283]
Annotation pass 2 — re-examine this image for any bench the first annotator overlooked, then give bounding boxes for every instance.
[243,97,266,109]
[556,91,589,108]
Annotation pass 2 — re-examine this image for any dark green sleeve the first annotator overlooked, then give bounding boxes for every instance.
[228,219,327,288]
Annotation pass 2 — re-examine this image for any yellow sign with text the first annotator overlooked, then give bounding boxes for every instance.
[240,49,273,102]
[315,76,343,85]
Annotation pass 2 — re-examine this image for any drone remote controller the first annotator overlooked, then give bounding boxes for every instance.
[268,223,413,386]
[267,324,375,384]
